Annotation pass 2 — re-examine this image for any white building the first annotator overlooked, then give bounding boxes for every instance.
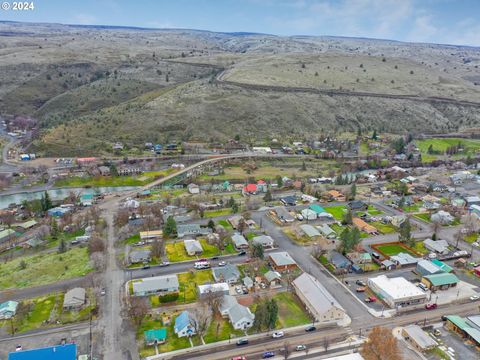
[292,273,346,324]
[367,275,427,308]
[187,183,200,194]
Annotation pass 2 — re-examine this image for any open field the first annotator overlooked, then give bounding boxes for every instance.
[416,138,480,162]
[0,247,93,290]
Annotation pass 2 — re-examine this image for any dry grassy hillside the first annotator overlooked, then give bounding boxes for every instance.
[1,21,480,156]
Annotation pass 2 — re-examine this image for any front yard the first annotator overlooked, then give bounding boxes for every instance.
[0,247,93,290]
[325,205,348,221]
[272,292,312,328]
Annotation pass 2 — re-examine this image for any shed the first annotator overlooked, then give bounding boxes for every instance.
[144,328,167,345]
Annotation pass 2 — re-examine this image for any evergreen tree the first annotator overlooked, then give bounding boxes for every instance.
[276,175,283,188]
[350,183,357,200]
[372,130,378,140]
[58,238,66,253]
[207,219,215,230]
[266,299,279,330]
[251,242,264,259]
[399,217,412,246]
[163,216,177,238]
[342,208,353,225]
[50,219,59,240]
[263,190,273,202]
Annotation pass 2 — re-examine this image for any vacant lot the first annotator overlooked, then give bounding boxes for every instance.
[372,243,418,258]
[273,292,311,328]
[0,247,93,289]
[177,270,214,303]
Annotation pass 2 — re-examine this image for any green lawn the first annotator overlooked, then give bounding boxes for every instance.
[177,270,214,303]
[374,243,417,257]
[273,292,311,328]
[464,233,478,244]
[325,205,347,220]
[366,205,383,215]
[13,294,57,333]
[204,208,233,218]
[402,203,422,213]
[217,220,233,230]
[204,314,244,343]
[165,239,228,262]
[124,233,141,245]
[414,212,432,223]
[0,247,93,290]
[411,241,429,255]
[371,222,397,234]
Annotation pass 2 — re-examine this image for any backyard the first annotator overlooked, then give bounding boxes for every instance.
[372,242,419,258]
[165,239,236,262]
[325,205,347,220]
[177,270,214,303]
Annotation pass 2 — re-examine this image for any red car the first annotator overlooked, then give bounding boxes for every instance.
[425,303,438,310]
[365,296,377,303]
[232,357,246,360]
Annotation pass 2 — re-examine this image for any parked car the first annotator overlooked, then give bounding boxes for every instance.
[159,261,170,267]
[238,251,247,256]
[425,303,437,310]
[305,326,316,332]
[433,329,442,336]
[470,295,480,301]
[235,286,243,294]
[142,264,150,269]
[296,214,304,221]
[272,331,284,338]
[295,345,307,351]
[356,287,366,292]
[218,261,227,267]
[100,288,106,296]
[236,339,249,346]
[355,280,366,286]
[365,296,377,303]
[418,283,428,291]
[15,345,22,352]
[231,357,246,360]
[211,256,219,260]
[262,352,275,358]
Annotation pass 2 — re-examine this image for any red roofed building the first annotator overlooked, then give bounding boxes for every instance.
[474,266,480,277]
[242,183,257,196]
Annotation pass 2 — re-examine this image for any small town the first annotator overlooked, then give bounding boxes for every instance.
[1,2,480,360]
[2,121,480,360]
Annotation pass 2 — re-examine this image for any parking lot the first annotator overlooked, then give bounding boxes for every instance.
[424,324,479,360]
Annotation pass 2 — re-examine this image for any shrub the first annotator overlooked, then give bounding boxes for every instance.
[159,292,179,303]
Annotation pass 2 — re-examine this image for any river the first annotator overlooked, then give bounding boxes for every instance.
[0,186,139,209]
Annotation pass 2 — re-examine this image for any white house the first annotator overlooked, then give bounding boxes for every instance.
[133,275,179,296]
[252,235,274,248]
[184,239,203,256]
[227,303,255,330]
[187,183,200,194]
[174,311,197,338]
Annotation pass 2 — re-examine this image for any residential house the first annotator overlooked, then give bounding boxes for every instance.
[422,273,459,291]
[80,194,94,206]
[184,239,203,256]
[219,295,239,316]
[431,210,454,225]
[280,195,297,206]
[431,259,453,273]
[301,194,317,203]
[292,273,346,323]
[177,224,211,238]
[402,325,437,352]
[139,230,163,240]
[348,201,368,211]
[309,204,333,219]
[129,249,151,264]
[269,252,297,272]
[63,288,86,310]
[243,276,254,290]
[47,206,71,217]
[198,283,230,298]
[231,233,248,249]
[187,183,200,194]
[329,251,351,270]
[465,196,480,207]
[301,208,317,220]
[390,252,421,267]
[423,239,449,255]
[13,220,37,232]
[326,190,346,202]
[228,215,244,229]
[174,311,196,338]
[242,183,257,196]
[256,180,268,193]
[381,259,396,271]
[227,303,255,330]
[0,229,15,244]
[299,224,321,240]
[264,270,282,287]
[144,328,167,346]
[272,206,295,223]
[352,217,378,235]
[317,224,336,239]
[133,275,179,296]
[212,263,241,284]
[252,235,274,248]
[0,301,18,319]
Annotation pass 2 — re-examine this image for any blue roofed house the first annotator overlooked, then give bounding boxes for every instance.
[174,311,197,338]
[0,300,18,319]
[329,251,351,270]
[8,344,77,360]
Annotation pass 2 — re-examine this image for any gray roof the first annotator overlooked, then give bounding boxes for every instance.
[293,273,345,314]
[212,263,240,282]
[424,239,449,253]
[227,303,254,324]
[231,233,248,247]
[133,274,179,294]
[63,287,86,307]
[269,251,296,266]
[219,295,238,313]
[177,224,212,237]
[403,325,437,349]
[274,206,295,221]
[252,235,274,246]
[300,224,321,238]
[184,239,203,253]
[416,260,442,274]
[317,224,336,236]
[264,270,282,282]
[129,249,151,262]
[243,276,254,287]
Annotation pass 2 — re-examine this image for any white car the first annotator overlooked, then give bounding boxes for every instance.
[473,242,480,247]
[272,331,284,338]
[295,345,307,351]
[470,295,480,301]
[218,261,227,267]
[235,286,243,294]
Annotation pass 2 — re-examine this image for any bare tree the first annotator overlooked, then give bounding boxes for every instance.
[127,296,150,326]
[201,290,224,313]
[361,326,402,360]
[115,208,130,228]
[88,233,105,254]
[431,220,442,239]
[191,307,211,339]
[151,238,164,258]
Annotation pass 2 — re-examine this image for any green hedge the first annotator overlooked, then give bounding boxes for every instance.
[158,292,179,303]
